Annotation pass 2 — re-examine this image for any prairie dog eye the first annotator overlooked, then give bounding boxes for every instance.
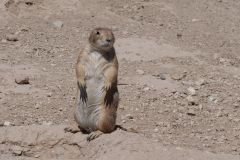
[96,31,100,35]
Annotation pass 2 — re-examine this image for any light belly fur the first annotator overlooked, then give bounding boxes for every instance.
[75,51,106,132]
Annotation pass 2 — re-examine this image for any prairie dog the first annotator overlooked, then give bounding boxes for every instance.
[74,27,119,140]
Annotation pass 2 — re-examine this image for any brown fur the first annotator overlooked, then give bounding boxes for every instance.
[73,27,119,137]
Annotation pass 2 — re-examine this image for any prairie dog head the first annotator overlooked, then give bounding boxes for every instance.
[89,27,115,51]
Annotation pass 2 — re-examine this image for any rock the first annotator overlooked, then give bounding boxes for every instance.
[21,27,29,32]
[143,87,150,91]
[233,103,239,108]
[53,20,64,28]
[192,18,199,22]
[171,72,187,80]
[15,77,30,85]
[35,104,40,109]
[119,105,124,110]
[47,92,52,97]
[187,87,196,96]
[195,79,206,86]
[6,34,18,42]
[154,128,159,133]
[219,58,226,63]
[187,109,196,116]
[122,120,126,123]
[1,39,7,43]
[208,95,218,103]
[159,73,166,80]
[4,121,12,126]
[34,155,40,158]
[136,69,145,75]
[198,104,203,110]
[186,96,197,105]
[219,58,231,65]
[11,145,23,156]
[153,73,166,80]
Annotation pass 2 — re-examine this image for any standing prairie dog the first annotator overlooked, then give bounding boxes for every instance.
[73,27,119,140]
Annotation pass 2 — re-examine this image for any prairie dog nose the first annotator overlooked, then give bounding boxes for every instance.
[106,39,111,43]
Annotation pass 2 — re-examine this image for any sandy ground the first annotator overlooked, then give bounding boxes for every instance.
[1,0,240,159]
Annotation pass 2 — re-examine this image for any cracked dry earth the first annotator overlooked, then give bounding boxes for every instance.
[1,0,240,159]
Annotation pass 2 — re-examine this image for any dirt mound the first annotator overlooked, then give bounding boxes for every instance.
[1,125,240,160]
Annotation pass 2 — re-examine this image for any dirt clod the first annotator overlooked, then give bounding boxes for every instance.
[11,146,23,156]
[15,77,30,85]
[53,20,64,28]
[6,34,18,42]
[187,87,196,96]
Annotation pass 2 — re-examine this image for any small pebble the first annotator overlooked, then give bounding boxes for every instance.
[53,20,64,28]
[187,87,196,96]
[153,73,166,80]
[192,18,199,22]
[233,103,239,108]
[6,34,18,42]
[171,73,186,80]
[34,155,40,158]
[195,79,206,86]
[11,146,23,156]
[159,73,166,80]
[15,77,30,85]
[122,120,126,123]
[136,69,144,75]
[35,104,40,109]
[154,128,159,133]
[187,109,196,116]
[208,95,218,103]
[47,93,52,97]
[4,121,12,126]
[143,87,150,91]
[186,96,196,105]
[1,39,7,43]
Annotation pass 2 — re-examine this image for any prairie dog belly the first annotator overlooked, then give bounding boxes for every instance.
[85,51,106,106]
[75,51,106,132]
